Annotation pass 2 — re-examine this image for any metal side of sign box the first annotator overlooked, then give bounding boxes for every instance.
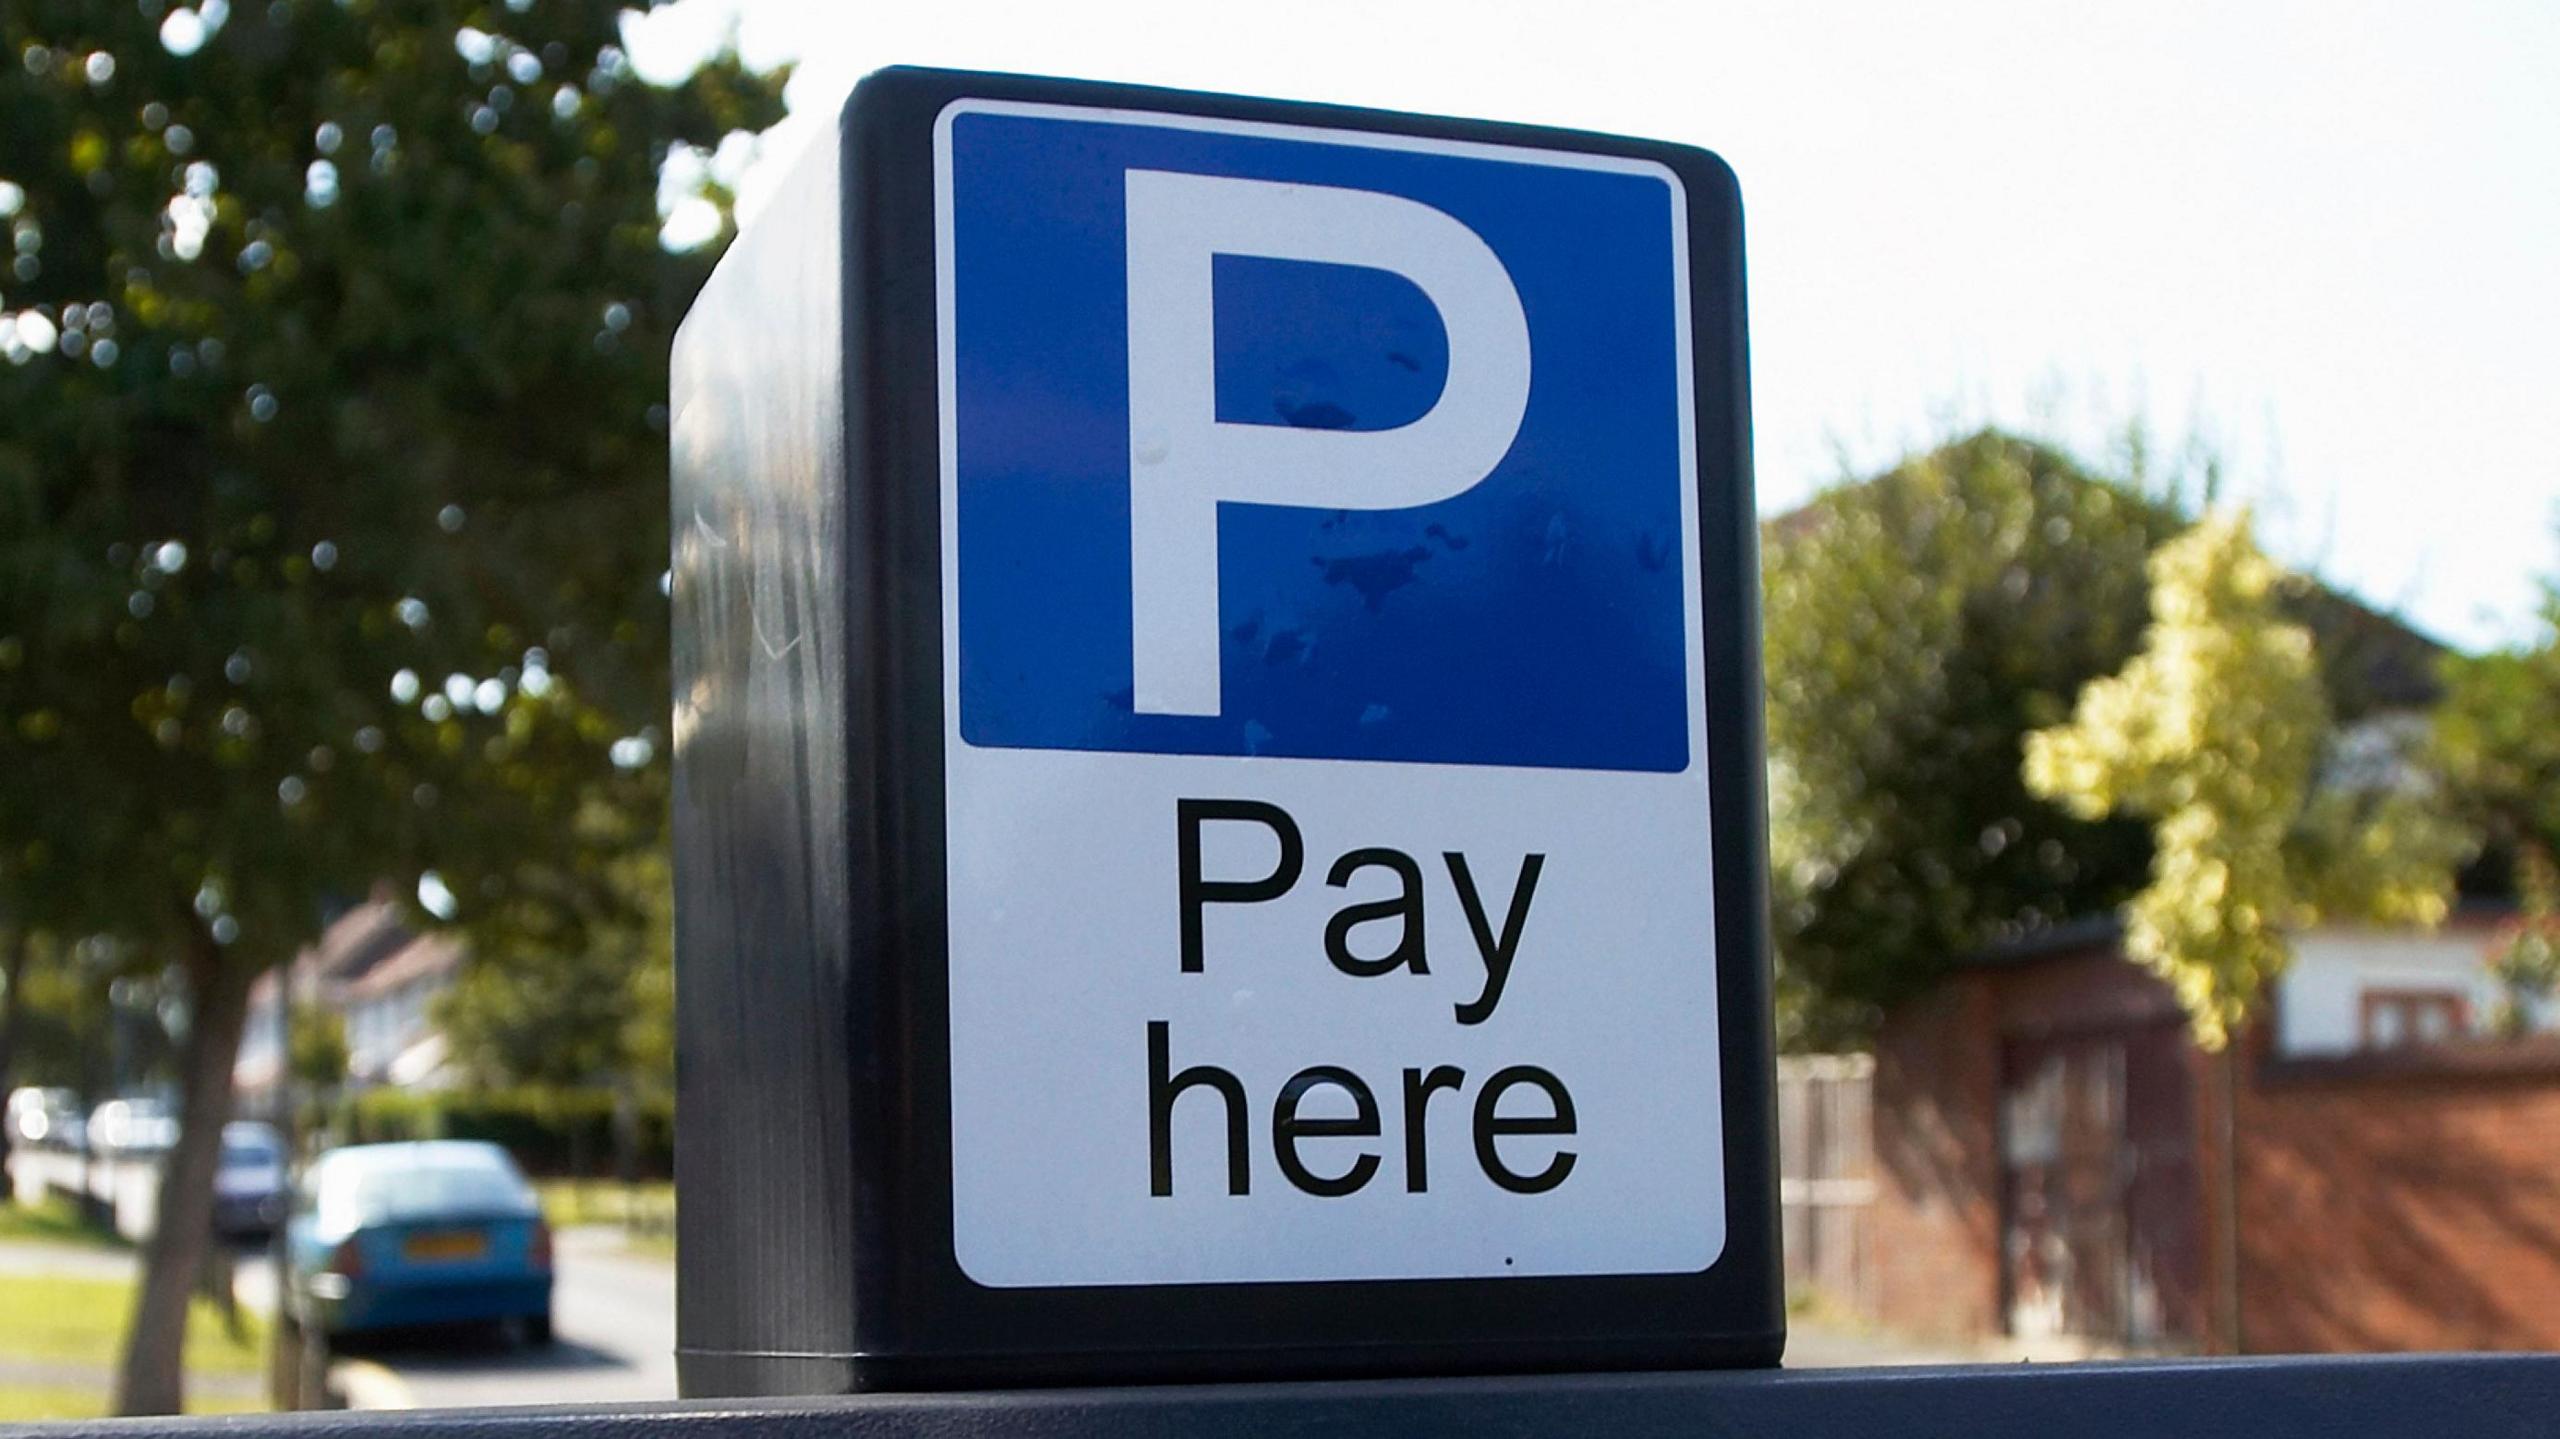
[669,64,1779,1394]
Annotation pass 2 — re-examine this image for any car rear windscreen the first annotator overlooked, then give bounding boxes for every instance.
[353,1162,533,1222]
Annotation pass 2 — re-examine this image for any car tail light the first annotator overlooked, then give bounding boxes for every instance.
[529,1219,554,1271]
[327,1236,365,1278]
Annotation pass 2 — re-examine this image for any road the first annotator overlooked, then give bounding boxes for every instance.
[331,1228,675,1409]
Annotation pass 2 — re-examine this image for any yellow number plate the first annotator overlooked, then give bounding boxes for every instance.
[402,1230,488,1262]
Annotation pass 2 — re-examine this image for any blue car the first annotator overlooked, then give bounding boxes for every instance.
[213,1122,289,1238]
[288,1141,553,1345]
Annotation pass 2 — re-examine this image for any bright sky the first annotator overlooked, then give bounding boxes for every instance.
[630,0,2559,652]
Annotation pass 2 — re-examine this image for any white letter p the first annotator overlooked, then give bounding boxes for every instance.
[1124,170,1530,718]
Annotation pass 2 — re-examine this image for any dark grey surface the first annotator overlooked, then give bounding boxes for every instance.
[38,1357,2560,1438]
[667,78,861,1394]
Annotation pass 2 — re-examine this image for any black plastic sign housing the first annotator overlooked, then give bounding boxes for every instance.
[669,65,1779,1395]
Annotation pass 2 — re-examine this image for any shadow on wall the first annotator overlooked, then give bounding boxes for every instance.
[2236,1043,2560,1354]
[1869,976,2003,1340]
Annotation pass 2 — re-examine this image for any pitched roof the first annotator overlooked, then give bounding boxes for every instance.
[338,929,463,1002]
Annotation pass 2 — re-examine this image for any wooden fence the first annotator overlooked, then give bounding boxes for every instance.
[1777,1053,1876,1314]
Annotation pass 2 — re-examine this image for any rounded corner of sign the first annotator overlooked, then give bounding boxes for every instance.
[1680,1218,1730,1276]
[1657,147,1744,220]
[947,1232,1027,1292]
[929,96,973,146]
[1622,153,1689,200]
[1663,737,1700,778]
[930,93,1006,149]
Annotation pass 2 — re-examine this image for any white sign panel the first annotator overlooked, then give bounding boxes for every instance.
[935,99,1721,1288]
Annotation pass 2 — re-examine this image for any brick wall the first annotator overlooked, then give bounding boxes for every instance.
[1869,973,2003,1339]
[1870,945,2560,1355]
[2219,1036,2560,1353]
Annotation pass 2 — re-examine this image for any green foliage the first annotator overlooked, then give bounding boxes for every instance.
[535,1176,672,1233]
[346,1083,670,1177]
[0,1193,125,1249]
[2026,511,2469,1048]
[1762,432,2182,1045]
[2,932,110,1092]
[2484,910,2560,1035]
[435,823,670,1093]
[2433,541,2560,1026]
[285,1005,345,1092]
[0,0,781,968]
[0,2,781,1408]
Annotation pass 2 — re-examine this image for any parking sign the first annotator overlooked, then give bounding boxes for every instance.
[674,68,1777,1392]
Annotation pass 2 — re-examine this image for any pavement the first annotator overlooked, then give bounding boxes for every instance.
[1785,1308,2135,1369]
[0,1239,137,1282]
[1786,1316,1982,1367]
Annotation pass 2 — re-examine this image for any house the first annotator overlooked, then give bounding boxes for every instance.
[337,927,463,1088]
[233,896,462,1107]
[2278,915,2558,1055]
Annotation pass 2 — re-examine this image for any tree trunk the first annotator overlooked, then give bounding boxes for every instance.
[113,931,256,1416]
[2213,1043,2245,1355]
[0,926,29,1183]
[266,965,301,1409]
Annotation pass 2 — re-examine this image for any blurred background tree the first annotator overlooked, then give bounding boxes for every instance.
[437,805,672,1096]
[1762,429,2468,1049]
[0,0,782,1413]
[285,1008,347,1093]
[2023,509,2469,1049]
[436,823,672,1187]
[2433,534,2560,1031]
[1760,431,2183,1047]
[15,938,149,1093]
[2024,508,2470,1354]
[284,1004,345,1138]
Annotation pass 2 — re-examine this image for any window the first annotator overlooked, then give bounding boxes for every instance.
[2359,989,2468,1050]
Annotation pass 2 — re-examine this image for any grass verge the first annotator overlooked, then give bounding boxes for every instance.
[0,1272,268,1374]
[536,1179,674,1235]
[619,1230,675,1261]
[0,1194,127,1250]
[0,1384,267,1421]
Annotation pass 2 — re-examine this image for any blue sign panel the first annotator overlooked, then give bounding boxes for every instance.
[946,107,1693,773]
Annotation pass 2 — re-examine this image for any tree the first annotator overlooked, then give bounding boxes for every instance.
[2433,539,2560,1029]
[285,1004,347,1137]
[437,822,671,1186]
[1762,429,2458,1048]
[2023,509,2470,1047]
[0,926,28,1177]
[1761,432,2183,1045]
[0,2,782,1412]
[286,1007,348,1092]
[2023,509,2469,1353]
[436,807,671,1096]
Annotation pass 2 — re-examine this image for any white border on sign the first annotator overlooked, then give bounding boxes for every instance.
[931,98,1724,1288]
